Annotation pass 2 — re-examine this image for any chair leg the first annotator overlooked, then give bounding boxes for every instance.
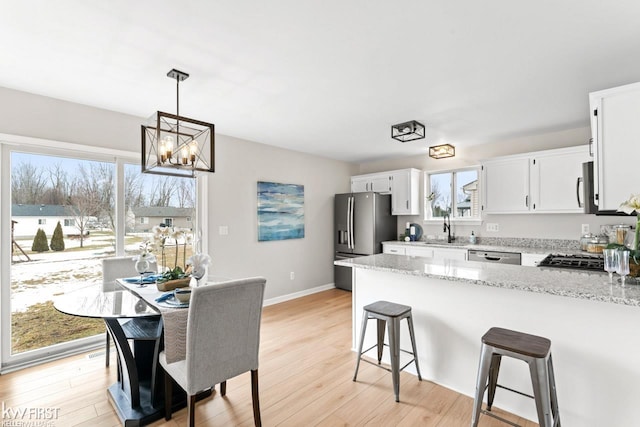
[105,332,110,367]
[251,369,262,427]
[388,317,401,402]
[376,318,386,364]
[406,314,422,381]
[548,354,561,427]
[187,394,196,427]
[353,310,369,381]
[530,357,554,427]
[471,344,494,427]
[487,354,502,410]
[164,371,173,421]
[220,380,227,396]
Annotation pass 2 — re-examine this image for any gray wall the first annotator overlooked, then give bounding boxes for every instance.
[0,86,355,300]
[357,127,636,241]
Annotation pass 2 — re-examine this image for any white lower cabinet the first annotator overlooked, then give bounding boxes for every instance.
[521,253,547,267]
[383,244,466,261]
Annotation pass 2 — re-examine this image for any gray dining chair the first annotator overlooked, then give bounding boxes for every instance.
[101,256,157,367]
[159,277,267,427]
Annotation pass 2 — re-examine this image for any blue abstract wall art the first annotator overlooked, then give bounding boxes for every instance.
[257,181,305,241]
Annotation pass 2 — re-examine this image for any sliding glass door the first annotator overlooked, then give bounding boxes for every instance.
[2,144,197,369]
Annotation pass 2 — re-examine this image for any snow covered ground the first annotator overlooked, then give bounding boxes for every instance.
[10,234,142,312]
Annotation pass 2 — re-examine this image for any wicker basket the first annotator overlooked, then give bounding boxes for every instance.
[156,277,191,292]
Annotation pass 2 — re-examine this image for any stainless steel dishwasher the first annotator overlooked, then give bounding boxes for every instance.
[467,250,521,265]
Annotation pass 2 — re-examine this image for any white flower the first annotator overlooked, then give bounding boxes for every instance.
[618,194,640,215]
[133,240,157,262]
[187,253,211,269]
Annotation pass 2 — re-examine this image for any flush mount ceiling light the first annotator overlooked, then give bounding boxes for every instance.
[429,143,456,159]
[141,69,215,178]
[391,120,425,142]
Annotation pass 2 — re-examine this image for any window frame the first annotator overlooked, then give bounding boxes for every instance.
[0,134,207,372]
[423,166,482,224]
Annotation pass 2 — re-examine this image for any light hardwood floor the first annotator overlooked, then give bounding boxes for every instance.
[0,289,538,426]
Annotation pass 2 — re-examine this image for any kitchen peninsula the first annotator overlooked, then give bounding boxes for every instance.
[335,253,640,427]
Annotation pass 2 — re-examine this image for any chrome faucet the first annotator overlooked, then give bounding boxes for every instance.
[443,214,454,243]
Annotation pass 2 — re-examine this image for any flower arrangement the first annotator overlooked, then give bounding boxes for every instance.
[133,240,157,263]
[606,194,640,275]
[152,225,193,282]
[187,253,212,284]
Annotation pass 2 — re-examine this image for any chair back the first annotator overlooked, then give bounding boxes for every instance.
[102,256,157,291]
[184,277,266,394]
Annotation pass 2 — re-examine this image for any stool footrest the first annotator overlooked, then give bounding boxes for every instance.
[480,409,521,427]
[496,384,534,400]
[358,355,418,375]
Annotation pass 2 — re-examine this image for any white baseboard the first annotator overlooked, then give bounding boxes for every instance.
[263,283,336,307]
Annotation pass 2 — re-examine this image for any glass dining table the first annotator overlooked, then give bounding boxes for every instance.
[54,283,204,427]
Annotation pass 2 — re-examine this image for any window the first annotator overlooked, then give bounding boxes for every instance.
[140,217,149,224]
[38,219,46,225]
[64,219,73,226]
[163,218,173,227]
[425,168,480,220]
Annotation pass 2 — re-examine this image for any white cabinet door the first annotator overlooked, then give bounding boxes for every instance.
[382,244,406,255]
[351,176,370,193]
[432,247,467,261]
[590,82,640,211]
[483,157,530,213]
[530,147,590,213]
[390,169,420,215]
[521,253,547,267]
[370,175,392,193]
[405,246,434,258]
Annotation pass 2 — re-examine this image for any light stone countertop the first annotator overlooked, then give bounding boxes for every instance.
[335,253,640,306]
[382,240,586,255]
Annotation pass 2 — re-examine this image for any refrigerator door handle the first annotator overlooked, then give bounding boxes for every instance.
[349,196,355,249]
[346,196,352,249]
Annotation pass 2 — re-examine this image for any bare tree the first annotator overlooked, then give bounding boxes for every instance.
[42,162,70,205]
[11,162,47,204]
[148,176,177,207]
[175,178,195,208]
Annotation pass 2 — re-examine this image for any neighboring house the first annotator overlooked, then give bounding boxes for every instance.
[461,180,479,217]
[129,206,195,233]
[11,204,95,238]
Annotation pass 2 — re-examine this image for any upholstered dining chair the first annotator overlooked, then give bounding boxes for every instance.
[159,277,267,427]
[101,256,157,367]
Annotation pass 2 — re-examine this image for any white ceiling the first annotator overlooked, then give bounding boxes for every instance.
[1,1,639,163]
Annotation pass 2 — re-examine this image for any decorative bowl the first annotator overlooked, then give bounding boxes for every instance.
[174,287,192,303]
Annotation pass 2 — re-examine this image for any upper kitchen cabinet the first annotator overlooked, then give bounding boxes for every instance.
[351,168,420,215]
[390,168,421,215]
[482,156,530,213]
[482,146,589,214]
[350,173,392,193]
[589,82,640,211]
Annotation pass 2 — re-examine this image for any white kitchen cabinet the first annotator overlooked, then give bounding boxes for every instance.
[589,82,640,211]
[482,146,588,214]
[390,168,420,215]
[405,246,434,258]
[351,173,392,194]
[521,253,547,267]
[382,244,406,255]
[351,168,420,215]
[482,157,530,213]
[432,247,467,261]
[530,147,590,213]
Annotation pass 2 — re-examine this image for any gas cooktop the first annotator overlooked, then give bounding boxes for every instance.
[538,253,604,272]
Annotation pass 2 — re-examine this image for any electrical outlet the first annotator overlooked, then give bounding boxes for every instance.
[486,223,499,232]
[218,226,229,235]
[581,224,590,234]
[290,272,295,280]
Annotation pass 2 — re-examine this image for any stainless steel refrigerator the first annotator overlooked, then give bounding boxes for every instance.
[334,192,397,291]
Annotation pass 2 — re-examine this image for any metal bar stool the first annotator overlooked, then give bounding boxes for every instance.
[471,327,560,427]
[353,300,422,402]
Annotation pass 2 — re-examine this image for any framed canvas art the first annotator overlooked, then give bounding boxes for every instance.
[257,181,305,241]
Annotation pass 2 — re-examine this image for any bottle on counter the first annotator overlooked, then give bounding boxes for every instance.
[469,231,477,244]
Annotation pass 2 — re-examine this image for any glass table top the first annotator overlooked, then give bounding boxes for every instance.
[54,286,160,319]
